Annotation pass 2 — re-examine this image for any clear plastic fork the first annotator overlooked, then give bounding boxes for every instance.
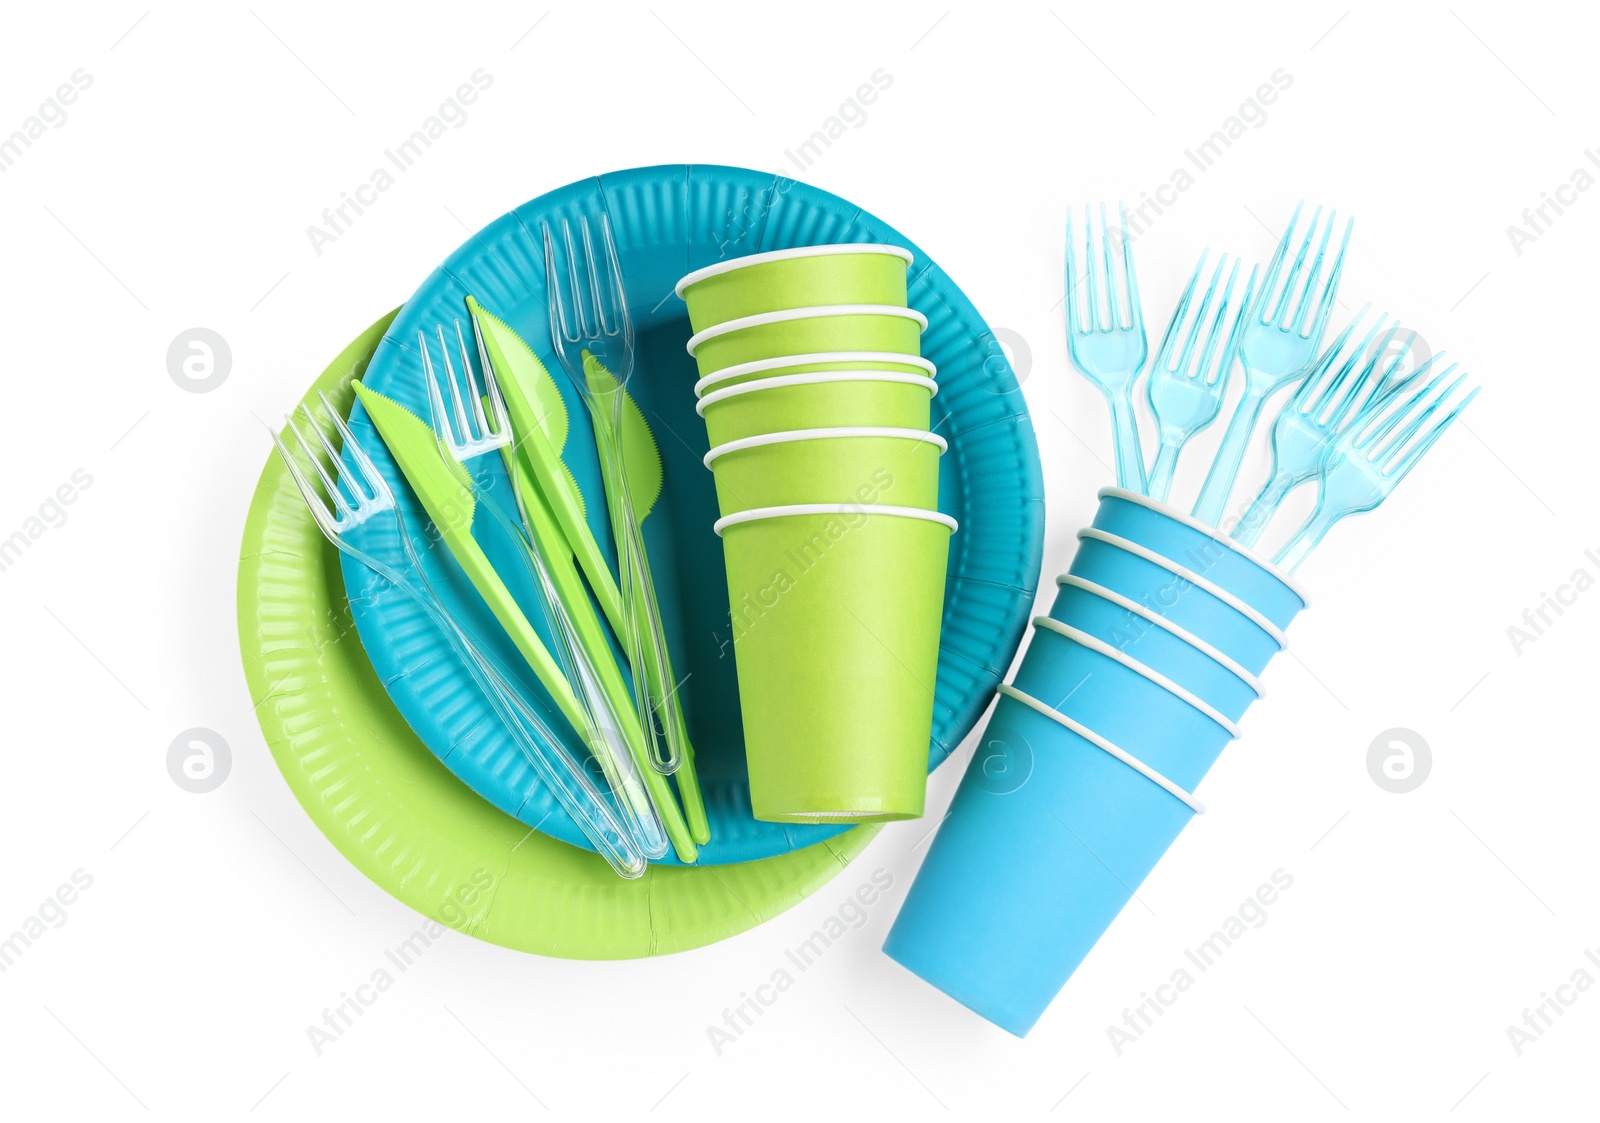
[268,391,648,878]
[1143,252,1257,502]
[1192,203,1353,525]
[1273,361,1478,571]
[541,213,691,786]
[1065,203,1148,491]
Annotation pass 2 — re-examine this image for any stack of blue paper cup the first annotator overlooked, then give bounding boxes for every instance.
[882,487,1307,1037]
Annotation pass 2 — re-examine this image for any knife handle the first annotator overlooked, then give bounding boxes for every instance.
[439,525,587,735]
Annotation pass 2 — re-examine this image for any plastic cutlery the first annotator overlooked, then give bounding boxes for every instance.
[1144,252,1256,502]
[1192,203,1352,525]
[542,212,694,790]
[269,391,648,878]
[1065,202,1148,490]
[1233,310,1428,546]
[468,297,710,846]
[1273,360,1477,571]
[417,322,689,862]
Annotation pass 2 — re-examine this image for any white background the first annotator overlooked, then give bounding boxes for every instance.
[1,1,1593,1118]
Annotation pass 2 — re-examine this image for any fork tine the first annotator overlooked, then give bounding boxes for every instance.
[287,409,352,520]
[1187,254,1235,380]
[270,425,339,537]
[562,219,591,340]
[579,216,622,338]
[433,326,474,443]
[300,402,359,503]
[1357,360,1456,455]
[1289,209,1336,334]
[1384,385,1478,480]
[1378,330,1422,390]
[319,389,391,505]
[1290,310,1352,416]
[454,319,491,438]
[1254,200,1302,325]
[1063,209,1082,335]
[1272,203,1322,329]
[468,318,515,437]
[541,223,573,344]
[1098,203,1122,330]
[1211,264,1256,386]
[597,211,631,347]
[1339,320,1403,422]
[1119,202,1142,337]
[1154,250,1208,373]
[1304,217,1352,340]
[1316,310,1386,422]
[579,216,606,335]
[418,333,457,447]
[1374,371,1469,470]
[1082,206,1101,333]
[1299,308,1369,416]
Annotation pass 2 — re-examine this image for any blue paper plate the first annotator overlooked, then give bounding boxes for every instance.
[340,165,1044,865]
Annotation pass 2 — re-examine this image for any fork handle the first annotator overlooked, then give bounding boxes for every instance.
[1232,472,1297,548]
[1108,394,1147,492]
[1274,502,1343,573]
[1193,386,1267,526]
[439,526,594,735]
[1146,437,1182,502]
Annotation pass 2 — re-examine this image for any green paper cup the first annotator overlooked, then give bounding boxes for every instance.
[703,427,945,516]
[676,244,914,334]
[716,504,957,822]
[698,371,938,446]
[695,351,937,398]
[688,306,927,378]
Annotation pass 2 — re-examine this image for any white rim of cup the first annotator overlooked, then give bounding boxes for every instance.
[1072,529,1288,649]
[674,243,914,298]
[702,426,948,470]
[1097,487,1311,606]
[996,684,1206,814]
[713,503,958,536]
[695,370,939,415]
[1030,618,1240,738]
[695,351,937,398]
[686,305,929,357]
[1055,575,1263,698]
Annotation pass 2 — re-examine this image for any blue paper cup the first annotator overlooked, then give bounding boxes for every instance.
[1090,488,1306,628]
[1034,582,1259,723]
[1064,532,1286,675]
[883,689,1200,1036]
[883,493,1305,1036]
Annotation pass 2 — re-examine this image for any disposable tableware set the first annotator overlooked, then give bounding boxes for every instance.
[245,167,1473,1036]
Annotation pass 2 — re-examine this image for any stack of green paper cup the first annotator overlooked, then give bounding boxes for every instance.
[676,245,954,824]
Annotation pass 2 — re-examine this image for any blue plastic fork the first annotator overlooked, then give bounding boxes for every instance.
[1144,252,1256,502]
[1065,203,1147,490]
[1192,203,1353,525]
[1231,309,1419,546]
[1273,362,1478,571]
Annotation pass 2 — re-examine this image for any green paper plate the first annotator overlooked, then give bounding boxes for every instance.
[237,310,876,958]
